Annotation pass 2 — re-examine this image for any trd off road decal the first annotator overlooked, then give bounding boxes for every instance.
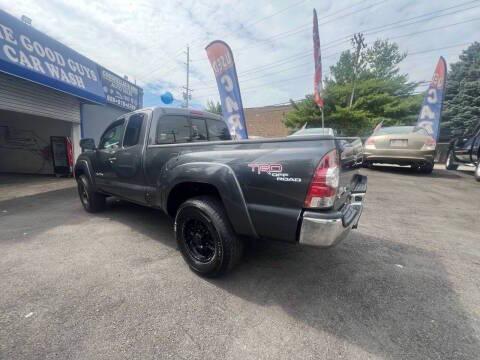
[247,163,302,182]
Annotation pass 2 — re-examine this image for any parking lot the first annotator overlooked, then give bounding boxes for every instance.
[0,167,479,360]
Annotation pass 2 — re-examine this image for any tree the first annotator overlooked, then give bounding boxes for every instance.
[364,39,407,80]
[205,100,222,115]
[284,36,421,136]
[441,42,480,138]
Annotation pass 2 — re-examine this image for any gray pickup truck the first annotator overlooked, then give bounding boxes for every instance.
[75,107,367,277]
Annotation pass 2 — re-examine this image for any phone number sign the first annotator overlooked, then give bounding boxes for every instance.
[100,67,142,111]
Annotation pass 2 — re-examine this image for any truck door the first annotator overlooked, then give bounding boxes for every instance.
[94,118,126,194]
[144,114,192,205]
[454,129,476,163]
[470,125,480,163]
[110,112,149,204]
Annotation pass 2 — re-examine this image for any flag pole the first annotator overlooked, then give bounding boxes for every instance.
[321,107,324,130]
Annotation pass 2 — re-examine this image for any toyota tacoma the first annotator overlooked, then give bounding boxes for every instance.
[75,107,367,277]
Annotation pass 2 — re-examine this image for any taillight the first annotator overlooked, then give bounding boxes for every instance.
[421,137,436,151]
[365,137,376,150]
[304,149,340,209]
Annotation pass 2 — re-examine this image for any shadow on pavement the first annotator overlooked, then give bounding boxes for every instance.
[366,165,465,179]
[210,233,479,359]
[0,188,176,250]
[97,198,176,249]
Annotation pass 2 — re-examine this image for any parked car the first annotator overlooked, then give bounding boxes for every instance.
[75,107,367,277]
[364,126,436,173]
[289,127,335,136]
[289,127,364,168]
[445,122,480,181]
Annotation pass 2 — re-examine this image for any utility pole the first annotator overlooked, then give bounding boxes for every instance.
[349,33,366,108]
[183,45,192,108]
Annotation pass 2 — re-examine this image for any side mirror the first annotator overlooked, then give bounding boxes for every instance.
[80,138,96,150]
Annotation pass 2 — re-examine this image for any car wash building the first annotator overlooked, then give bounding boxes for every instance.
[0,9,143,175]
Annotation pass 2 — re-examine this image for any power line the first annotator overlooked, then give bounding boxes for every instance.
[194,14,478,93]
[207,2,480,81]
[221,0,391,56]
[222,0,480,58]
[194,41,472,100]
[183,0,310,57]
[244,0,308,27]
[193,50,344,92]
[143,0,480,84]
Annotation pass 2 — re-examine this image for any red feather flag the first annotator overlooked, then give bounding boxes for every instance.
[313,9,324,108]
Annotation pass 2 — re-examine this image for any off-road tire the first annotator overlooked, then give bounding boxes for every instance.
[175,196,243,277]
[77,175,106,213]
[445,150,459,170]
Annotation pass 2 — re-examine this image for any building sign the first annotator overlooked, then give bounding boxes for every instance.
[99,67,142,111]
[0,9,105,104]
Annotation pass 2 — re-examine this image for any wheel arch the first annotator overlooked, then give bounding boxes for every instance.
[74,159,95,187]
[163,162,258,239]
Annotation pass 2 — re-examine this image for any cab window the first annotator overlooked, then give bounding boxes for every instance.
[156,115,190,144]
[191,118,208,142]
[123,113,144,147]
[206,119,231,141]
[99,119,125,150]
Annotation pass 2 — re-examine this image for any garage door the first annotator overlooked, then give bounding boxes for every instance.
[0,72,80,123]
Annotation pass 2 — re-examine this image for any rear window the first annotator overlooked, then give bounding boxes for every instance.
[376,126,414,135]
[156,115,190,144]
[206,119,231,141]
[191,118,208,142]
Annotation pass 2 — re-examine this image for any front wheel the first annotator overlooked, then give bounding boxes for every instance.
[175,196,243,277]
[445,150,459,170]
[475,162,480,182]
[77,175,106,213]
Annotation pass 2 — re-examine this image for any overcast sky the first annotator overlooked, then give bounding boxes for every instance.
[1,0,479,109]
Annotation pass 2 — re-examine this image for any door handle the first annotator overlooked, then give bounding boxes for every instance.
[108,157,117,163]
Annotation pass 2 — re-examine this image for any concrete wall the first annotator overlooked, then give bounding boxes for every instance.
[0,110,73,174]
[81,104,128,146]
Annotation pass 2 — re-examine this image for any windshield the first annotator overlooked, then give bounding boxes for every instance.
[375,126,414,135]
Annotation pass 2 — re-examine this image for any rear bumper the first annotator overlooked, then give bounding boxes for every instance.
[364,149,434,165]
[298,175,367,247]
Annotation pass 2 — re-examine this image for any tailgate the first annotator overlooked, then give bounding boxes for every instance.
[334,137,364,210]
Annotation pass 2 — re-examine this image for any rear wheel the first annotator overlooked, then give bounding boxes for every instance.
[445,150,459,170]
[175,196,243,277]
[77,175,106,213]
[420,162,434,174]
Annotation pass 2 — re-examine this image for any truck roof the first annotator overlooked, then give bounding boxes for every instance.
[133,106,223,121]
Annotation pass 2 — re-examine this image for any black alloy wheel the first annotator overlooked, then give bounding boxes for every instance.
[183,218,216,263]
[78,179,89,208]
[77,175,106,213]
[175,196,243,277]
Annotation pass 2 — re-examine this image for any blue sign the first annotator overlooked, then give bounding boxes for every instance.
[206,40,248,139]
[417,57,447,140]
[99,67,142,111]
[0,10,105,104]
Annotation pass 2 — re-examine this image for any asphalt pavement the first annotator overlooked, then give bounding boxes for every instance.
[0,166,479,359]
